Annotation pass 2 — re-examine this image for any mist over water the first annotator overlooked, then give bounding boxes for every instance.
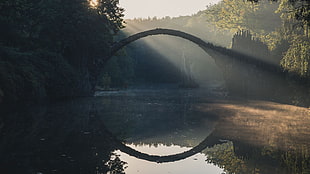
[3,87,309,173]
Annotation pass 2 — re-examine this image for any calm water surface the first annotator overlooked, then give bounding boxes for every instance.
[0,87,309,174]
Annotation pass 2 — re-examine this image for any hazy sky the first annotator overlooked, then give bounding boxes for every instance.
[119,0,222,19]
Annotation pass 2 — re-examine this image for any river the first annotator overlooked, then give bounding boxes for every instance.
[0,86,309,174]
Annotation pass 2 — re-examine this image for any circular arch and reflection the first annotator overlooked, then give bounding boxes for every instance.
[107,28,229,163]
[104,28,287,163]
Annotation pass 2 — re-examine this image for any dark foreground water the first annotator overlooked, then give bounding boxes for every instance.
[0,87,309,174]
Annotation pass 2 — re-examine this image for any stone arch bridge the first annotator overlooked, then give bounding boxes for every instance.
[102,29,288,162]
[109,28,279,73]
[106,28,284,97]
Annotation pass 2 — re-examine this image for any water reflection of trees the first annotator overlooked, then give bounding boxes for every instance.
[99,92,310,173]
[2,93,309,173]
[106,153,128,174]
[204,141,310,174]
[198,100,310,174]
[0,98,127,174]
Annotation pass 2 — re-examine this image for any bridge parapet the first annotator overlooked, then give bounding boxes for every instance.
[111,28,215,56]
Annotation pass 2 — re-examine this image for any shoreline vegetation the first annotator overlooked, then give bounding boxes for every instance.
[0,0,125,108]
[0,0,309,108]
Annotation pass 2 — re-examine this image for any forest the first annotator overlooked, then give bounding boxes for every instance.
[0,0,124,107]
[0,0,309,107]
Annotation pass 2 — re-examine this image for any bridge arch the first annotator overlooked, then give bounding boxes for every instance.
[109,28,280,73]
[110,28,219,59]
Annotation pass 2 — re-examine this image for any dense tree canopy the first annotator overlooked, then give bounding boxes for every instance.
[248,0,310,26]
[0,0,124,104]
[206,0,310,79]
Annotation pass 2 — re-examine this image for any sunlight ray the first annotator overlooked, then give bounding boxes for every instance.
[89,0,98,7]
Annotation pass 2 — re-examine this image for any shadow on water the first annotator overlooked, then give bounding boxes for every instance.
[0,98,125,174]
[0,88,310,174]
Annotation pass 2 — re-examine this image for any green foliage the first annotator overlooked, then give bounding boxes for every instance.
[205,0,310,85]
[106,153,127,174]
[0,47,79,103]
[281,38,310,77]
[204,142,258,174]
[205,0,281,34]
[275,0,310,78]
[246,0,310,28]
[0,0,125,104]
[206,1,283,49]
[205,141,310,174]
[281,146,310,174]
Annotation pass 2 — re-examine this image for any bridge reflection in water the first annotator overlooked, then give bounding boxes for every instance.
[111,130,225,163]
[1,88,309,174]
[114,143,225,174]
[100,89,310,174]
